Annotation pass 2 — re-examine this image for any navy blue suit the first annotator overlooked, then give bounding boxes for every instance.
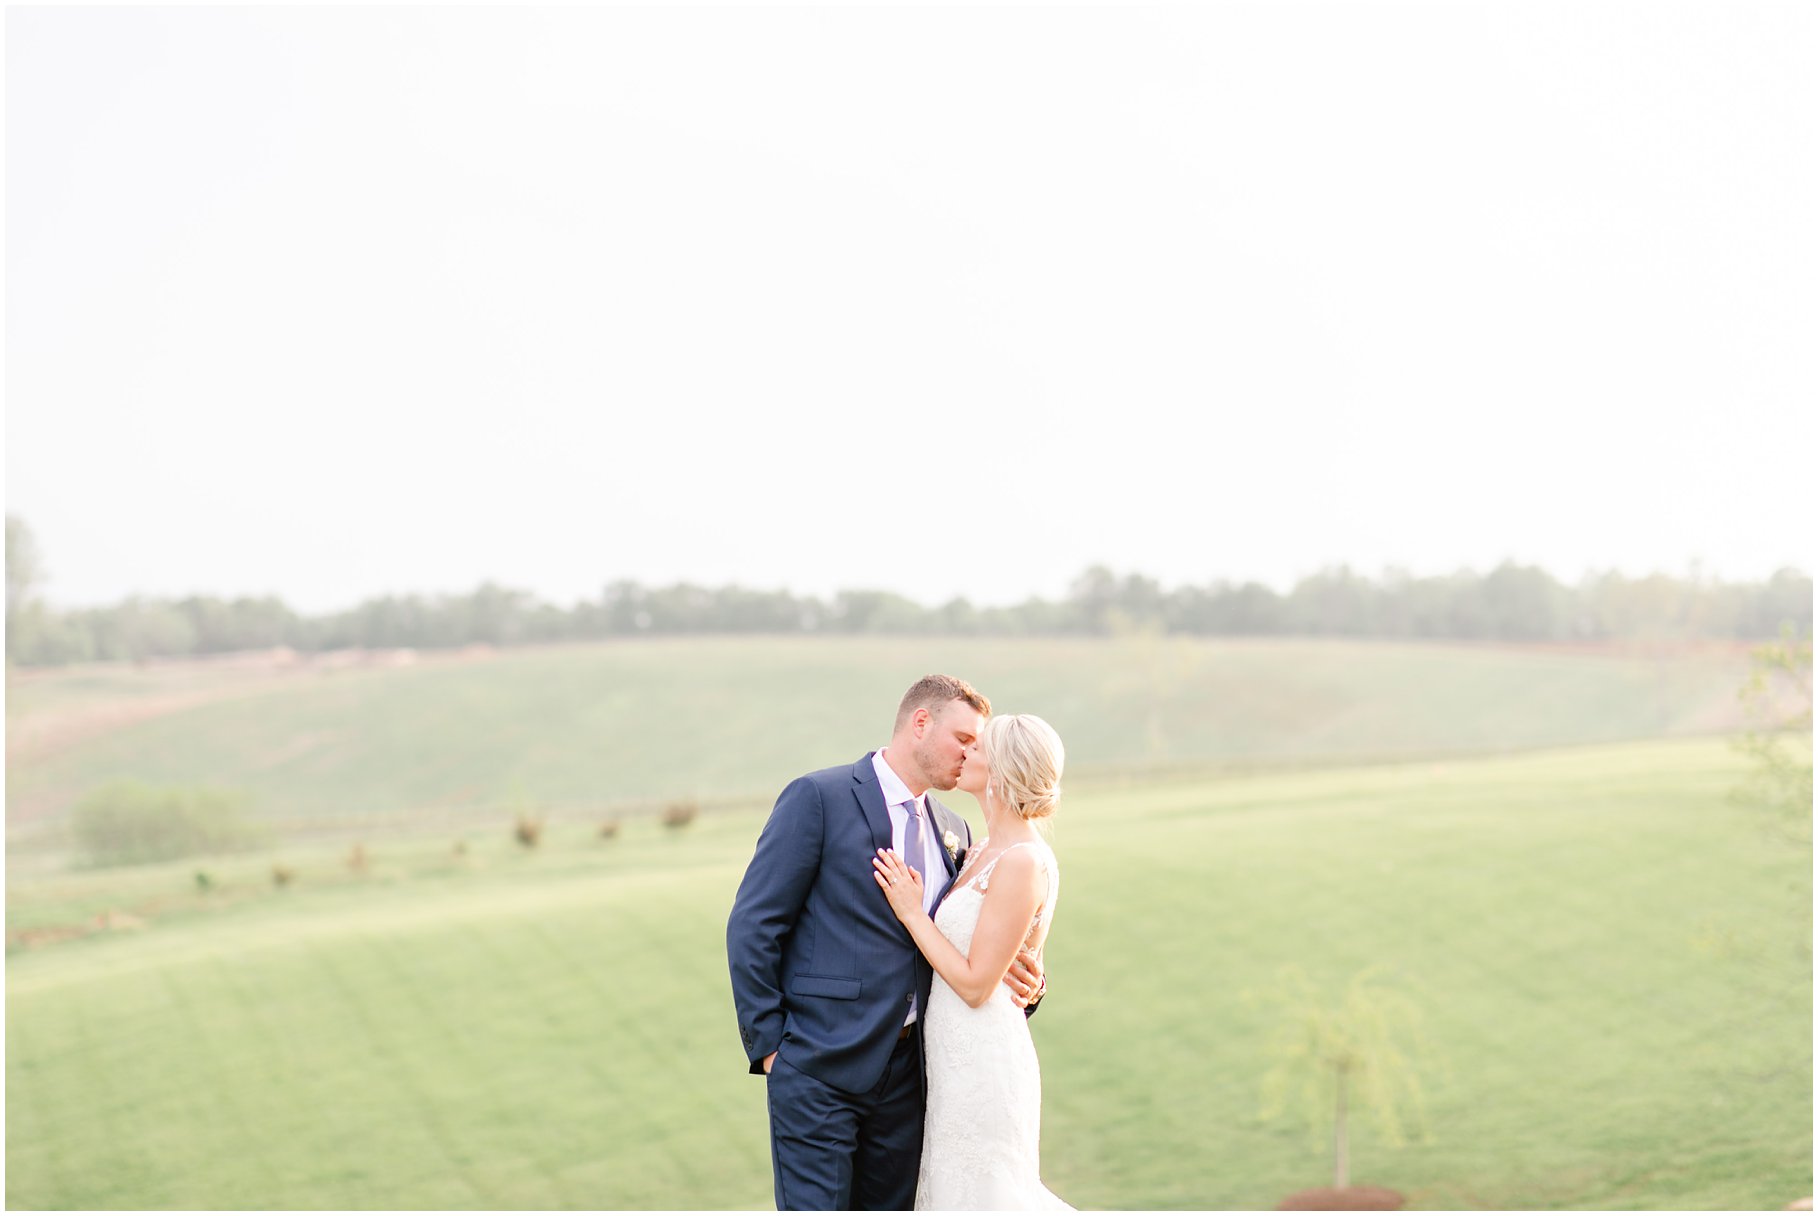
[728,753,973,1210]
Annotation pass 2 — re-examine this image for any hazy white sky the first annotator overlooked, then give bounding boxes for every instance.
[6,3,1812,612]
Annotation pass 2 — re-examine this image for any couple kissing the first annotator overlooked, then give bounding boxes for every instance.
[727,674,1073,1211]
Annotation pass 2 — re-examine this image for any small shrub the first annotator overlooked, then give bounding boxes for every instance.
[513,813,543,848]
[451,838,469,858]
[662,801,699,831]
[71,782,264,867]
[598,818,622,840]
[271,864,296,888]
[347,842,369,876]
[194,871,213,894]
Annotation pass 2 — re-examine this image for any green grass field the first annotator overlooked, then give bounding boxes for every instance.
[5,636,1758,842]
[6,737,1809,1210]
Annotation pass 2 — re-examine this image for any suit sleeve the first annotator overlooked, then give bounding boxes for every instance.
[726,775,825,1074]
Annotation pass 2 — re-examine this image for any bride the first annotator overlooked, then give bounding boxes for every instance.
[872,713,1072,1211]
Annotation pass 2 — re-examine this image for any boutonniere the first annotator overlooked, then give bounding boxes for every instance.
[942,830,961,864]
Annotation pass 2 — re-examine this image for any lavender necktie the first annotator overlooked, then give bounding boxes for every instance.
[902,798,928,904]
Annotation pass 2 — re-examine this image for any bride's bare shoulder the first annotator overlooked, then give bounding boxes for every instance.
[986,843,1043,883]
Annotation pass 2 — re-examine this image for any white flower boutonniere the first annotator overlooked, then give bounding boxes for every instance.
[942,830,961,864]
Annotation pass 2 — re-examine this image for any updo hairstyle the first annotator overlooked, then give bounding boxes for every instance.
[982,713,1065,823]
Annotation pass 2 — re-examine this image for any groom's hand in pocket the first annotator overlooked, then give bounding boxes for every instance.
[1005,948,1046,1012]
[762,1051,777,1075]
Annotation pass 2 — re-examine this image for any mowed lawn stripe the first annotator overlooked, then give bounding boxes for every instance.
[200,950,411,1202]
[498,916,703,1188]
[2,1003,78,1204]
[356,928,586,1210]
[543,874,776,1206]
[487,902,706,1205]
[306,938,504,1207]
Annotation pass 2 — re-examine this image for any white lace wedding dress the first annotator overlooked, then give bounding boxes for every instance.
[917,839,1072,1211]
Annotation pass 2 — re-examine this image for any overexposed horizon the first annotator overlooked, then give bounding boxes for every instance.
[7,4,1813,615]
[3,546,1810,617]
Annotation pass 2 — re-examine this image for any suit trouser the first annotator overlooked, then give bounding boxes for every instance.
[765,1027,924,1211]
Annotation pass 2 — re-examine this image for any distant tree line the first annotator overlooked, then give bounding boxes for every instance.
[4,516,1811,666]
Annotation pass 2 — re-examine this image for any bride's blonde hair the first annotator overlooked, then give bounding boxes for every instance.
[983,714,1065,823]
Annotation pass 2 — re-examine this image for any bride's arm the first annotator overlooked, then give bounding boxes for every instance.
[873,847,1043,1009]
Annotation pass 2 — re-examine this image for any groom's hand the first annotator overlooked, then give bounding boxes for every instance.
[762,1052,777,1075]
[1004,948,1046,1010]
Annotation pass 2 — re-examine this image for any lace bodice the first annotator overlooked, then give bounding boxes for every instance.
[940,838,1058,961]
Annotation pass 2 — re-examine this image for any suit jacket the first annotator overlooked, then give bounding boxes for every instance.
[727,752,974,1094]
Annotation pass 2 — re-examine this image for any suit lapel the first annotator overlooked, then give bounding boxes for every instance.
[925,797,967,903]
[850,754,893,855]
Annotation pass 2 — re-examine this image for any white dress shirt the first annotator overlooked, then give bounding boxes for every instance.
[871,748,945,918]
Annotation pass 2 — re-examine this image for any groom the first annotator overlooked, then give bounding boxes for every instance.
[727,674,1046,1211]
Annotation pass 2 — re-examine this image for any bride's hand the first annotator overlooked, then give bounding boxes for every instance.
[872,849,925,921]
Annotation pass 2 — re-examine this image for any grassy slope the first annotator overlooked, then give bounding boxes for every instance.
[6,737,1808,1210]
[5,637,1756,835]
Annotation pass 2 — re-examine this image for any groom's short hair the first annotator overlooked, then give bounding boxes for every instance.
[895,674,991,732]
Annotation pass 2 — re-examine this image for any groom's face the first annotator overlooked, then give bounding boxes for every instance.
[916,700,986,792]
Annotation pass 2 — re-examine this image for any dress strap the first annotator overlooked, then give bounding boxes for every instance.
[973,840,1042,892]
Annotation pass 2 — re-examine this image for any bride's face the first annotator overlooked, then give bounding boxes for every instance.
[956,738,989,797]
